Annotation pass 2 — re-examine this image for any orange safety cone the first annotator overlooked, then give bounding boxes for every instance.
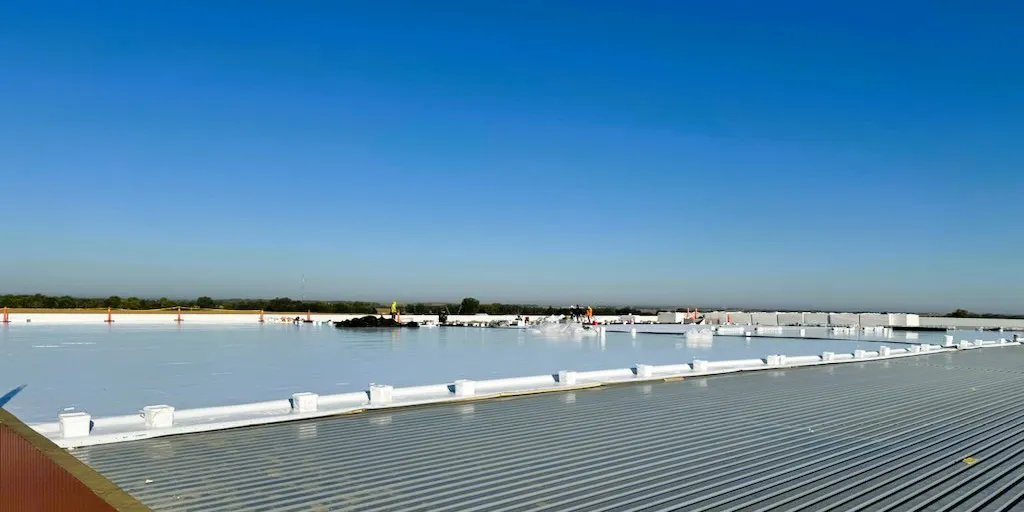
[259,310,265,323]
[307,309,312,322]
[175,306,183,323]
[104,307,114,323]
[2,306,8,324]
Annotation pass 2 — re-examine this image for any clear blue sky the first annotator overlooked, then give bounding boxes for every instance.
[1,1,1022,313]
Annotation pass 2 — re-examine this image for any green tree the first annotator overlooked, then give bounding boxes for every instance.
[460,297,481,315]
[268,297,294,312]
[196,296,216,309]
[104,296,123,308]
[122,297,141,310]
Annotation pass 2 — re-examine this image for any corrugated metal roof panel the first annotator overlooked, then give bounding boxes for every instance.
[0,408,149,512]
[75,348,1024,511]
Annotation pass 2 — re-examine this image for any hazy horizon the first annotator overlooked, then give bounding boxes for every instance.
[0,287,1009,316]
[2,3,1021,314]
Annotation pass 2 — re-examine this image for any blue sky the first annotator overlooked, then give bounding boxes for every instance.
[1,1,1022,312]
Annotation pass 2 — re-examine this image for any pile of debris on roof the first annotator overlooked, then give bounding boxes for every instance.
[333,315,419,328]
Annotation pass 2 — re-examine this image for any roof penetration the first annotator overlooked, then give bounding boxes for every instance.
[75,348,1024,511]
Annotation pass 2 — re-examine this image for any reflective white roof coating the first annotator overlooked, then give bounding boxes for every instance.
[0,323,937,422]
[34,343,961,448]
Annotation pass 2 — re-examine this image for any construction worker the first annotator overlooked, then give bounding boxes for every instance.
[586,306,593,323]
[390,301,398,321]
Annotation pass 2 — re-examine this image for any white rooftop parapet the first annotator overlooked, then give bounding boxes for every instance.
[454,379,476,397]
[291,392,318,414]
[142,405,175,429]
[944,335,954,347]
[705,359,763,370]
[787,355,820,365]
[777,312,804,326]
[369,384,394,405]
[658,363,694,374]
[657,312,686,324]
[34,332,989,449]
[58,410,91,438]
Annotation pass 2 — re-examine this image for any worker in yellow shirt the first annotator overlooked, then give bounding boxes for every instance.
[390,301,398,321]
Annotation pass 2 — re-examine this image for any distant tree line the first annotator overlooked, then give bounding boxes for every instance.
[6,295,1020,319]
[0,294,643,316]
[945,308,1024,320]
